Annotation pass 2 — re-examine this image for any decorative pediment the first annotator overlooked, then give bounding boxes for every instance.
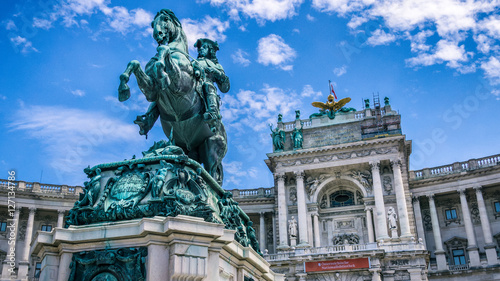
[444,236,468,248]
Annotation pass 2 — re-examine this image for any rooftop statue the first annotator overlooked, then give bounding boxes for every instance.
[117,9,228,185]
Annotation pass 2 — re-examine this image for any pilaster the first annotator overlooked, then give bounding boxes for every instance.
[370,161,389,241]
[474,186,498,265]
[276,173,289,250]
[458,189,480,267]
[391,159,412,239]
[427,194,447,271]
[295,171,309,247]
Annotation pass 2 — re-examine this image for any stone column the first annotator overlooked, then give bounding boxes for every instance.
[412,196,426,245]
[55,252,72,281]
[276,173,289,250]
[458,189,480,266]
[370,268,382,281]
[57,209,65,228]
[295,171,309,247]
[312,213,321,247]
[428,195,447,271]
[365,206,375,243]
[370,161,389,241]
[407,268,424,281]
[391,159,412,238]
[18,207,36,279]
[2,206,20,278]
[474,186,498,265]
[259,212,266,253]
[272,212,277,253]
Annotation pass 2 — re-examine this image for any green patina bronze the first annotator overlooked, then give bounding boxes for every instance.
[66,140,261,255]
[291,123,303,150]
[66,8,263,256]
[68,247,147,281]
[118,9,228,186]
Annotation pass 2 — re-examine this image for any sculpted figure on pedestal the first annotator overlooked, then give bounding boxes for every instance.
[118,9,228,185]
[387,207,398,229]
[288,216,297,238]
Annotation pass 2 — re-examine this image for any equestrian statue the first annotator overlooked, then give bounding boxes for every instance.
[117,9,229,186]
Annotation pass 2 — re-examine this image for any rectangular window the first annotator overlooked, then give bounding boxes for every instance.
[41,225,52,232]
[452,249,466,265]
[445,208,458,220]
[495,202,500,213]
[34,262,41,278]
[0,222,6,232]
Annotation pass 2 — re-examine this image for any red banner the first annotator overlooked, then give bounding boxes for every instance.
[305,258,370,272]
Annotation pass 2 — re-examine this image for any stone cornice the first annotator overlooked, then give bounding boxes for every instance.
[267,135,406,160]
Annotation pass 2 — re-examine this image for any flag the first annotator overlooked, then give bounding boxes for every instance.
[329,81,337,100]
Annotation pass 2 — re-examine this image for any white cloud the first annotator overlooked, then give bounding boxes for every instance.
[103,7,153,35]
[9,104,144,184]
[306,14,315,21]
[301,85,322,98]
[5,19,17,30]
[33,18,53,29]
[406,39,472,69]
[257,34,296,71]
[223,161,258,178]
[10,36,39,54]
[202,0,304,24]
[71,89,85,97]
[333,65,347,76]
[221,84,302,135]
[312,0,500,82]
[181,16,230,48]
[367,29,396,46]
[481,56,500,85]
[231,49,251,66]
[27,0,153,36]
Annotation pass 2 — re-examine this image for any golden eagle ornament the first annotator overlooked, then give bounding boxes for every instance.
[312,94,351,112]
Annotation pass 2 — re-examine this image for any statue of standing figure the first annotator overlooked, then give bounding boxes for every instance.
[270,124,285,151]
[387,207,398,229]
[288,216,297,238]
[291,123,303,150]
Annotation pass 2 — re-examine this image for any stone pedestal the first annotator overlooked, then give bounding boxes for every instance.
[31,215,284,281]
[290,237,297,247]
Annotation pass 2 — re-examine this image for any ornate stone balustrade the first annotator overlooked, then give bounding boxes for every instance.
[264,243,379,261]
[448,264,470,272]
[232,187,275,198]
[264,242,425,262]
[0,179,83,196]
[410,154,500,180]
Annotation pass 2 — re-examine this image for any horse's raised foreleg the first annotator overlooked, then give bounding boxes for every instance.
[118,60,157,102]
[154,45,171,91]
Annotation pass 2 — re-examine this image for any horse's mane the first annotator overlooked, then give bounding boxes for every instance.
[151,9,188,53]
[152,9,182,28]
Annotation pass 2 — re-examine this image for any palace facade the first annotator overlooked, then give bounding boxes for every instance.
[1,98,500,280]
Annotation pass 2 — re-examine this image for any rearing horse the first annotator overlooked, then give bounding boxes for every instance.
[118,9,227,185]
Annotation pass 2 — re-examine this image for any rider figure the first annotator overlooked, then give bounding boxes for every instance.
[193,38,230,132]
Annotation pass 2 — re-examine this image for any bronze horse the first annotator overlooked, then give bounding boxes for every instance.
[118,9,227,185]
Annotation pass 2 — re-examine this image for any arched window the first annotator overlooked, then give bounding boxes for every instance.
[329,190,354,207]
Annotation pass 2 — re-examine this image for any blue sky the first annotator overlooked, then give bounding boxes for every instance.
[1,0,499,189]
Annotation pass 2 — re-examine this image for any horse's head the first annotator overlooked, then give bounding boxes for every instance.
[152,9,183,46]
